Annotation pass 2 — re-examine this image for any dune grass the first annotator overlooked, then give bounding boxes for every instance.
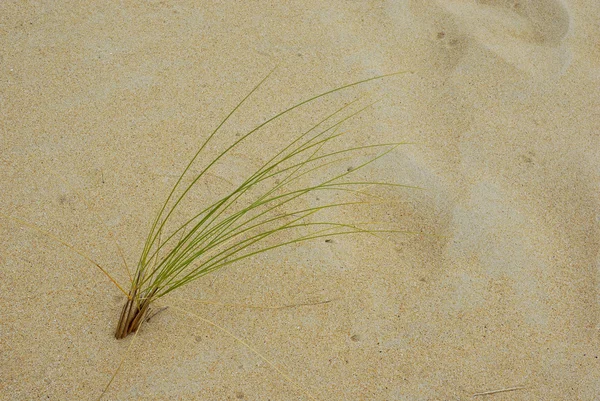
[114,70,414,338]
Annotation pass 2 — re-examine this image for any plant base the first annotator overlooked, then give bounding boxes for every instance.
[115,295,152,339]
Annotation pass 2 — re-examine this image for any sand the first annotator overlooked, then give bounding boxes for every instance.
[1,1,599,400]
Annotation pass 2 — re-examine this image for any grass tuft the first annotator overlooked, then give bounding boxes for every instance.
[107,70,413,339]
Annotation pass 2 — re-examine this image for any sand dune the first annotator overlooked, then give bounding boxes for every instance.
[1,1,598,400]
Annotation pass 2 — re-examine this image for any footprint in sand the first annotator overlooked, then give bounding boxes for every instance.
[427,0,572,79]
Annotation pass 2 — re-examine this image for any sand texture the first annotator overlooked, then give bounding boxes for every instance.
[1,1,599,400]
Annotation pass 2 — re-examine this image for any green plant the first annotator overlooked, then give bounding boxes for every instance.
[113,70,412,339]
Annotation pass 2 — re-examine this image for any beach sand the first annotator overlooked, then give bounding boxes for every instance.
[1,1,599,399]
